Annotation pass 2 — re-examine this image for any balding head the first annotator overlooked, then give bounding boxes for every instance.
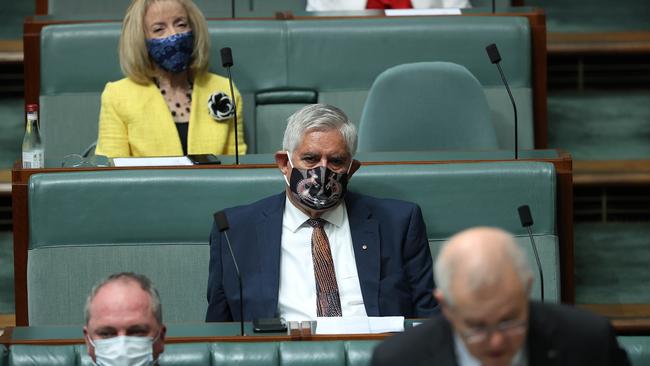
[83,273,166,363]
[435,227,533,307]
[434,227,533,366]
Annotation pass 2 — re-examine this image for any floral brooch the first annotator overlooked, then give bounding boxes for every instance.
[207,92,235,121]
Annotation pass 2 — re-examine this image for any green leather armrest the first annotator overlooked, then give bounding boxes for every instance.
[256,90,318,105]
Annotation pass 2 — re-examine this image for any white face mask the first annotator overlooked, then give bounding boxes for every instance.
[88,335,157,366]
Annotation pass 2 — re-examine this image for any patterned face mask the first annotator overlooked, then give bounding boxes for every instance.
[284,151,352,211]
[146,31,194,73]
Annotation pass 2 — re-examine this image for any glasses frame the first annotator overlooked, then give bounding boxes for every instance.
[458,318,527,344]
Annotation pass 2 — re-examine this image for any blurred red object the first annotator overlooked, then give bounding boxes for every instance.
[366,0,413,9]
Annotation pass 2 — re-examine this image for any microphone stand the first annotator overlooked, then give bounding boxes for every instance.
[225,67,239,165]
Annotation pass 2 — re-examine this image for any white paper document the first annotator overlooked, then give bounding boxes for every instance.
[385,8,461,16]
[315,316,405,334]
[112,156,193,167]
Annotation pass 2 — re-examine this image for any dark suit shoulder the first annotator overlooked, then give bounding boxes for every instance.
[531,302,612,336]
[372,315,453,366]
[529,302,630,366]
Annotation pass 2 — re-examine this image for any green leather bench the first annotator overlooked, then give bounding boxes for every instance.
[39,15,535,165]
[6,340,379,366]
[25,160,558,325]
[4,336,650,365]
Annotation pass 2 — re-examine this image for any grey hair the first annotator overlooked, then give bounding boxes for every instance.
[85,272,163,325]
[282,104,358,156]
[434,228,533,307]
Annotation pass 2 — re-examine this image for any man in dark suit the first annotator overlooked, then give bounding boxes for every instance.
[206,103,437,321]
[371,227,630,366]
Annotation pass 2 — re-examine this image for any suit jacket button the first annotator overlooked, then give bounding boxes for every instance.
[362,244,368,250]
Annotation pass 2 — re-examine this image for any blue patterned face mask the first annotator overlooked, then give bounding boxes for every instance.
[146,31,194,73]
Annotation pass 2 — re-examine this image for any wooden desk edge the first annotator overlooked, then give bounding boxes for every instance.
[574,159,650,186]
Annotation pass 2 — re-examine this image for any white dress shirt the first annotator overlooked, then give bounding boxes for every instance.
[411,0,471,8]
[306,0,366,11]
[277,197,368,321]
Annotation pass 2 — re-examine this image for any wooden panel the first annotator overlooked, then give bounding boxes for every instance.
[0,40,23,63]
[574,160,650,186]
[548,31,650,55]
[580,304,650,318]
[580,304,650,335]
[0,314,16,328]
[527,11,548,149]
[35,0,48,15]
[11,161,29,326]
[23,17,42,108]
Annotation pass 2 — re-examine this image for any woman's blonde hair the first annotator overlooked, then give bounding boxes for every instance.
[120,0,210,84]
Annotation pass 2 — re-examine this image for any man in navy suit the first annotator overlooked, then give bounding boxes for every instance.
[206,103,437,322]
[371,227,630,366]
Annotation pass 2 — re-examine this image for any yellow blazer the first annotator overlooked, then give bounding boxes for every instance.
[96,72,247,158]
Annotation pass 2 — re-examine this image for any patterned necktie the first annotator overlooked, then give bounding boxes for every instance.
[307,218,342,317]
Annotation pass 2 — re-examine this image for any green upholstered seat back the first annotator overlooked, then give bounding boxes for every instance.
[619,336,650,366]
[7,341,379,366]
[43,0,307,17]
[7,336,649,366]
[46,0,230,17]
[40,15,532,165]
[281,16,532,152]
[8,345,91,366]
[27,161,557,325]
[357,62,498,152]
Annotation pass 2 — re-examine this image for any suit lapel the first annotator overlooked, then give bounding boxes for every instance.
[346,193,381,316]
[430,318,460,365]
[414,316,459,365]
[256,193,285,317]
[527,302,562,366]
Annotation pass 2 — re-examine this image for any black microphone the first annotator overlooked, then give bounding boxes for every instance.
[220,47,240,165]
[231,0,235,18]
[486,43,519,160]
[492,0,495,13]
[214,211,245,335]
[518,205,544,302]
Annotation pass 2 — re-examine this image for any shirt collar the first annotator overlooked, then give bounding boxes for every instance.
[283,196,346,232]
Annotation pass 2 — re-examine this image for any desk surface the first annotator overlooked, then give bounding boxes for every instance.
[33,149,562,169]
[1,321,423,345]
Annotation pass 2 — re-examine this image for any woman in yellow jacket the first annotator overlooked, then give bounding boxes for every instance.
[96,0,246,158]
